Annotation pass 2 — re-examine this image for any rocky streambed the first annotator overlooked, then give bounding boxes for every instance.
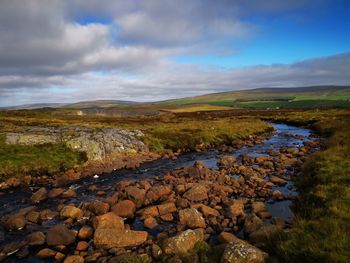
[0,124,321,262]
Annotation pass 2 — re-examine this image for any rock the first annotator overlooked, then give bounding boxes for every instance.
[257,211,272,220]
[48,188,64,198]
[27,231,45,246]
[94,212,124,231]
[78,225,94,240]
[139,206,159,219]
[249,225,283,246]
[270,177,287,186]
[94,229,148,249]
[272,190,284,200]
[1,241,26,256]
[89,200,110,215]
[31,187,47,203]
[152,244,162,259]
[46,224,76,246]
[125,186,146,207]
[40,209,58,221]
[183,184,208,201]
[36,248,57,259]
[192,204,220,217]
[4,214,26,231]
[62,188,77,198]
[218,232,239,243]
[157,202,177,216]
[255,156,269,164]
[162,229,204,254]
[179,208,206,229]
[244,214,263,234]
[228,199,245,218]
[76,241,89,251]
[26,211,41,224]
[64,255,84,263]
[251,202,267,214]
[217,156,237,170]
[144,217,158,229]
[60,205,83,219]
[55,252,66,262]
[146,185,172,203]
[111,200,136,218]
[221,239,268,263]
[160,213,174,222]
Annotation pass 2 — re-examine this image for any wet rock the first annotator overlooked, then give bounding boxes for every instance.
[179,208,206,229]
[64,255,84,263]
[146,185,172,203]
[78,225,94,240]
[36,248,57,259]
[144,217,158,229]
[270,177,287,186]
[218,232,239,243]
[272,190,284,200]
[26,211,41,224]
[40,209,58,221]
[62,188,77,198]
[162,228,204,254]
[221,239,268,263]
[244,214,263,234]
[228,199,245,218]
[60,205,83,219]
[16,246,30,259]
[48,188,64,198]
[4,214,26,231]
[183,184,208,202]
[192,204,220,217]
[1,241,27,257]
[46,224,76,246]
[217,156,237,170]
[125,186,146,207]
[31,187,47,203]
[88,200,110,215]
[27,231,45,246]
[111,200,136,218]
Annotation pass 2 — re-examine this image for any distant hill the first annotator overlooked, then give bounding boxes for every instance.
[2,85,350,110]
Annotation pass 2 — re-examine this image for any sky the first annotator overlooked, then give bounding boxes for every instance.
[0,0,349,107]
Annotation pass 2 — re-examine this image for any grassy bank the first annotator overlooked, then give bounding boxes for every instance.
[266,110,350,263]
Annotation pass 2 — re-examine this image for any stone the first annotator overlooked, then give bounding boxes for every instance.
[192,204,220,217]
[64,255,84,263]
[4,214,26,231]
[40,209,58,221]
[146,185,172,203]
[26,211,41,224]
[48,188,64,198]
[94,212,124,231]
[228,199,245,218]
[270,177,287,186]
[60,205,83,219]
[218,232,239,243]
[139,206,159,219]
[31,187,47,203]
[36,248,57,259]
[152,244,162,259]
[88,200,110,215]
[178,208,206,229]
[220,239,268,263]
[217,156,237,170]
[27,231,45,246]
[76,241,89,251]
[62,188,77,198]
[111,200,136,218]
[157,202,177,216]
[46,224,76,246]
[94,229,148,249]
[251,202,267,214]
[125,186,146,207]
[144,217,158,229]
[162,229,204,254]
[183,184,208,201]
[78,225,94,240]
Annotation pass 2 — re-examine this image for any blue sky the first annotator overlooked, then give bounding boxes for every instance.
[0,0,349,106]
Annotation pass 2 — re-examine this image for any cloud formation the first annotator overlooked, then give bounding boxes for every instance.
[0,0,348,106]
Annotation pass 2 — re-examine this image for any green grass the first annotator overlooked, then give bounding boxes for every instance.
[0,135,86,179]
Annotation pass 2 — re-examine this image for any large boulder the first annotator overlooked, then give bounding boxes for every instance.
[46,224,76,246]
[220,239,268,263]
[178,208,206,229]
[183,184,208,202]
[162,229,204,254]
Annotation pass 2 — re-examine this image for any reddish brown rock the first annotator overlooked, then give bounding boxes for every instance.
[27,231,45,246]
[183,184,208,202]
[60,205,83,219]
[36,248,57,259]
[217,156,237,170]
[88,200,110,215]
[191,204,220,217]
[218,232,239,243]
[78,225,94,240]
[62,188,77,198]
[94,229,148,249]
[139,205,159,219]
[46,224,76,246]
[270,177,287,186]
[76,241,89,251]
[48,188,64,198]
[179,208,206,229]
[125,186,146,207]
[157,202,177,216]
[26,211,41,224]
[31,187,48,203]
[244,214,263,234]
[94,212,124,231]
[144,217,158,229]
[64,255,84,263]
[4,214,26,231]
[162,229,204,254]
[146,185,172,203]
[111,200,136,218]
[251,202,267,215]
[228,199,245,218]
